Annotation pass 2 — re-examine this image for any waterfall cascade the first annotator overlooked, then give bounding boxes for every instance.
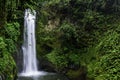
[18,9,68,80]
[20,9,41,76]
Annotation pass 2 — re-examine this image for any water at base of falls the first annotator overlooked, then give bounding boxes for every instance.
[19,71,46,77]
[18,73,68,80]
[20,9,44,76]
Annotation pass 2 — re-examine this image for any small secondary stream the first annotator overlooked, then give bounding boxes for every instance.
[18,9,68,80]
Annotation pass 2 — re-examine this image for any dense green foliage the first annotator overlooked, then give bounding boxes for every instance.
[1,0,120,80]
[36,0,120,80]
[0,0,20,79]
[0,22,20,80]
[85,25,120,80]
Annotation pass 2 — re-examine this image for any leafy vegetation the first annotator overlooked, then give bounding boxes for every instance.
[0,0,21,79]
[36,0,120,80]
[87,28,120,80]
[0,22,20,80]
[1,0,120,80]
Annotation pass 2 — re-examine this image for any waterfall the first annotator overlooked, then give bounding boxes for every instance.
[21,9,38,76]
[18,9,67,80]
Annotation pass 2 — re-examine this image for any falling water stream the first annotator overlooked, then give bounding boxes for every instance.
[22,9,38,75]
[18,9,68,80]
[19,9,43,76]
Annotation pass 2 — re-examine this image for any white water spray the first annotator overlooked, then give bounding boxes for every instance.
[19,9,46,77]
[21,9,38,76]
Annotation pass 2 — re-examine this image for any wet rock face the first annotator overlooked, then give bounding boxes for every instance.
[13,48,23,73]
[37,57,56,72]
[66,66,87,80]
[0,75,3,80]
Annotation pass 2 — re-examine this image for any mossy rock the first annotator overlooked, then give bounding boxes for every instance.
[66,67,87,80]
